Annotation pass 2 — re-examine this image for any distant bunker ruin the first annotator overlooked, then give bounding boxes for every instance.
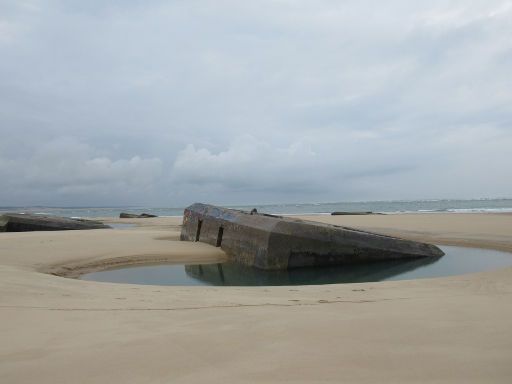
[180,203,444,270]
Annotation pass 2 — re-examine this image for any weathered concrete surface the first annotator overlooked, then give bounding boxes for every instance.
[0,213,109,232]
[180,203,444,270]
[119,212,158,218]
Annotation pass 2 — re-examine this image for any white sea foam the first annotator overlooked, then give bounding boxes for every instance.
[447,208,512,213]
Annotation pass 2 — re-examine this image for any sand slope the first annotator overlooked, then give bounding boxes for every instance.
[1,214,512,383]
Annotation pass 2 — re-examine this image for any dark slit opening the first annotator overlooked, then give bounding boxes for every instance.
[195,219,203,241]
[216,226,224,247]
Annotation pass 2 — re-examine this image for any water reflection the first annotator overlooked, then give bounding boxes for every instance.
[185,257,441,286]
[81,246,512,286]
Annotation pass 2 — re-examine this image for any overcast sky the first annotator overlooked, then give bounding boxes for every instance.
[1,1,511,207]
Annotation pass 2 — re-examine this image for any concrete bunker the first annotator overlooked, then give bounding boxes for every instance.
[180,203,444,271]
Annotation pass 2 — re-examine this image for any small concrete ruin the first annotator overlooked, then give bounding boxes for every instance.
[0,213,109,232]
[119,212,158,218]
[180,203,444,270]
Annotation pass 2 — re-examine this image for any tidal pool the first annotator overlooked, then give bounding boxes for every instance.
[80,246,512,286]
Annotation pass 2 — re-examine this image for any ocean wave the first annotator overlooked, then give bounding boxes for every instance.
[446,208,512,213]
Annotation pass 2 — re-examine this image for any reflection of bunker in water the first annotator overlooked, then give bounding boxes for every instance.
[181,203,444,270]
[185,257,441,286]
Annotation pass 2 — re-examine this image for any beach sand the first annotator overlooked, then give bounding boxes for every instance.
[1,213,512,383]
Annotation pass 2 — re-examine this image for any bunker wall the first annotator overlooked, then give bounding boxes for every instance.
[181,206,273,267]
[181,203,444,270]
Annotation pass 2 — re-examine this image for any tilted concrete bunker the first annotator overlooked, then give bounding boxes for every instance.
[180,203,444,270]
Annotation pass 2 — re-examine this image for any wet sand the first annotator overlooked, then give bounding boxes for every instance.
[1,213,512,383]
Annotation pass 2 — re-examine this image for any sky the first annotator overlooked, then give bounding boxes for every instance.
[0,0,511,207]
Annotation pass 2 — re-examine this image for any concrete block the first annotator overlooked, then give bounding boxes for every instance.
[180,203,444,270]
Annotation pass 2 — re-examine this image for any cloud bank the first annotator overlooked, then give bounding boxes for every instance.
[0,1,511,206]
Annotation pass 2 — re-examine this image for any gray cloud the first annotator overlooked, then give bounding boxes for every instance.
[0,1,511,206]
[0,137,162,205]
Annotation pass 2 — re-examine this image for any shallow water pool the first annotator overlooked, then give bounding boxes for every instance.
[80,246,512,286]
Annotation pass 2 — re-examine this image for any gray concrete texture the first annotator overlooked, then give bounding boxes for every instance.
[0,213,110,232]
[180,203,445,270]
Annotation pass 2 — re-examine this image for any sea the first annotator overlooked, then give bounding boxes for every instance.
[1,198,511,219]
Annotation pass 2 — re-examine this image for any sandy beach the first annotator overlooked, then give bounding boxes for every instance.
[1,213,512,383]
